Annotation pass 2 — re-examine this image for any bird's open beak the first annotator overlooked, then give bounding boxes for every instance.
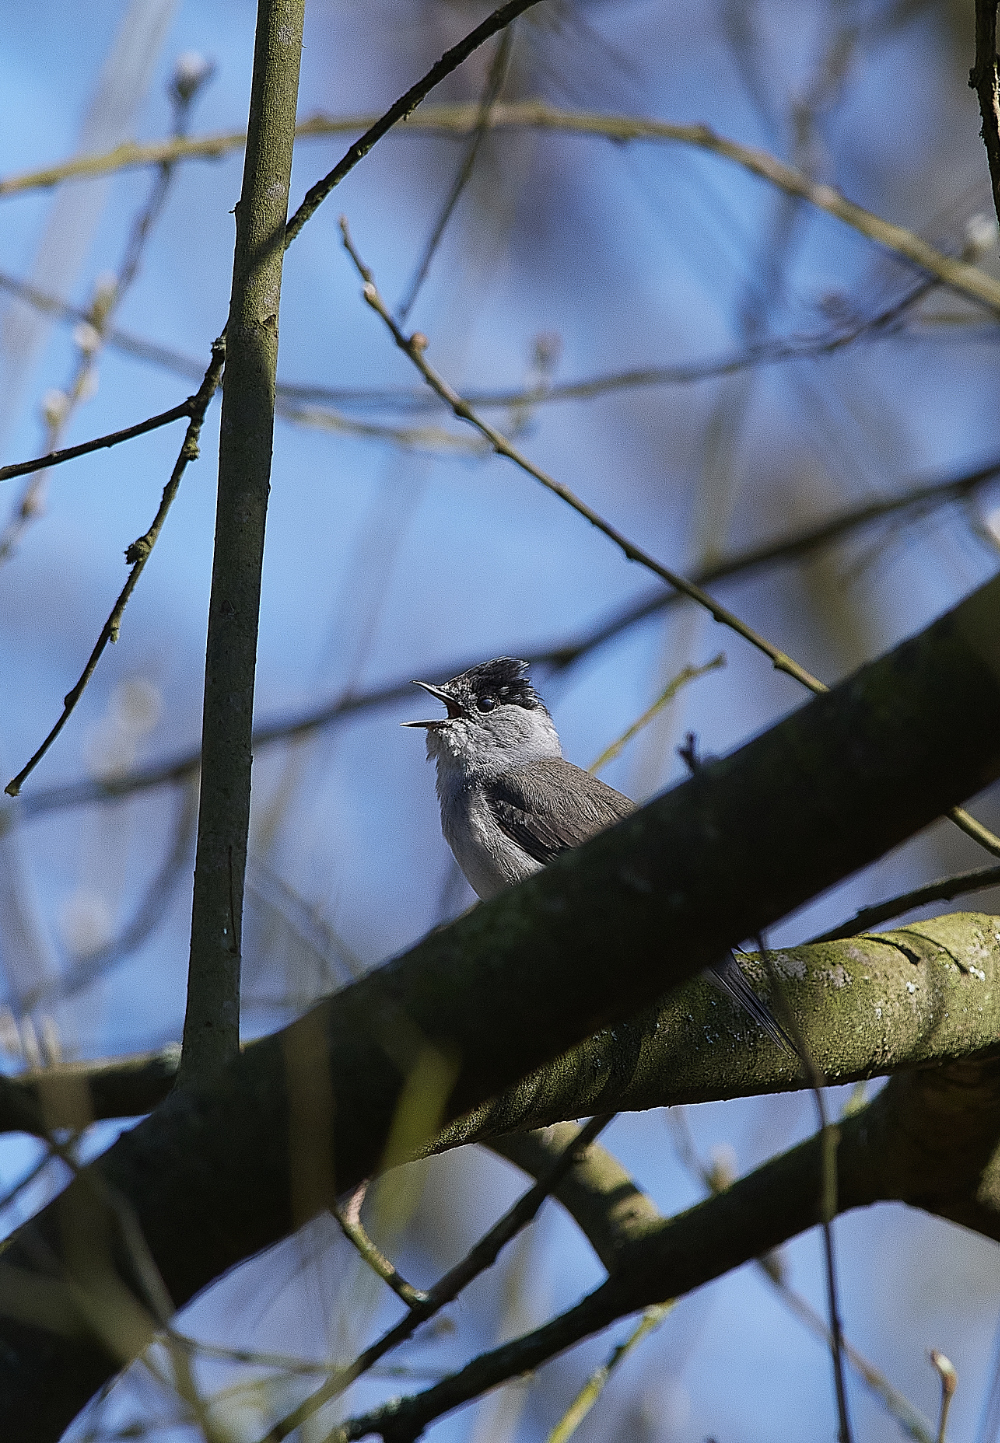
[401,680,466,728]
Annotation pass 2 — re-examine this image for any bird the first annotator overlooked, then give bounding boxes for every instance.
[404,656,793,1051]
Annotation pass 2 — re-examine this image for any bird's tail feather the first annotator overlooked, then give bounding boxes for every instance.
[705,953,797,1055]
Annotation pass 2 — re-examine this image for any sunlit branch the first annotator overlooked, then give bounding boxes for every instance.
[6,101,1000,311]
[340,217,826,693]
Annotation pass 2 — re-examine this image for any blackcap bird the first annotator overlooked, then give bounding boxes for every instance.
[405,656,792,1051]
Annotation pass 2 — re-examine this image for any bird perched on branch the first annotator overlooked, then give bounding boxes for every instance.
[405,656,792,1051]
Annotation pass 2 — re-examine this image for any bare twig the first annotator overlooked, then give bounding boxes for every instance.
[6,101,1000,313]
[263,1115,613,1442]
[930,1350,957,1443]
[588,655,725,773]
[4,340,226,797]
[0,399,196,485]
[810,862,1000,943]
[340,219,826,693]
[545,1304,672,1443]
[282,3,546,250]
[333,1183,429,1309]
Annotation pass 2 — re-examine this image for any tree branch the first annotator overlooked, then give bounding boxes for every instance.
[6,102,999,312]
[180,0,304,1082]
[4,341,226,798]
[0,399,195,486]
[338,1050,1000,1441]
[2,558,1000,1433]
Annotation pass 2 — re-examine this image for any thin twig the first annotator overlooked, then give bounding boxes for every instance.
[4,339,226,798]
[755,934,852,1443]
[930,1350,956,1443]
[340,218,826,693]
[947,805,1000,858]
[809,862,1000,943]
[588,655,725,773]
[0,400,195,485]
[545,1304,672,1443]
[282,2,547,250]
[333,1183,429,1309]
[6,101,1000,313]
[262,1115,613,1443]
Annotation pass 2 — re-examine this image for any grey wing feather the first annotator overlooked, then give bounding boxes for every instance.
[489,758,635,865]
[706,954,797,1054]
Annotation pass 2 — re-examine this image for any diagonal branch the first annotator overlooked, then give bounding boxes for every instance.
[340,219,825,693]
[282,3,546,250]
[4,571,1000,1436]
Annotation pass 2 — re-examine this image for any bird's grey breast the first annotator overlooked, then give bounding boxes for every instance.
[439,781,544,900]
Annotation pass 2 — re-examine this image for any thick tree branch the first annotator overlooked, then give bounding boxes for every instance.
[339,1050,1000,1441]
[4,914,997,1141]
[4,573,1000,1437]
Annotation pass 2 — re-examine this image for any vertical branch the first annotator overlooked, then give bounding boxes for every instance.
[971,1,1000,229]
[180,0,305,1083]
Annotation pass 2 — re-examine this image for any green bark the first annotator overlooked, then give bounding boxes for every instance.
[181,0,304,1081]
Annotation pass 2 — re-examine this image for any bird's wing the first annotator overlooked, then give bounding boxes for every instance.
[488,759,635,866]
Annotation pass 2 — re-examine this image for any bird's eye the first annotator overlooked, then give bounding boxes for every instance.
[477,695,497,712]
